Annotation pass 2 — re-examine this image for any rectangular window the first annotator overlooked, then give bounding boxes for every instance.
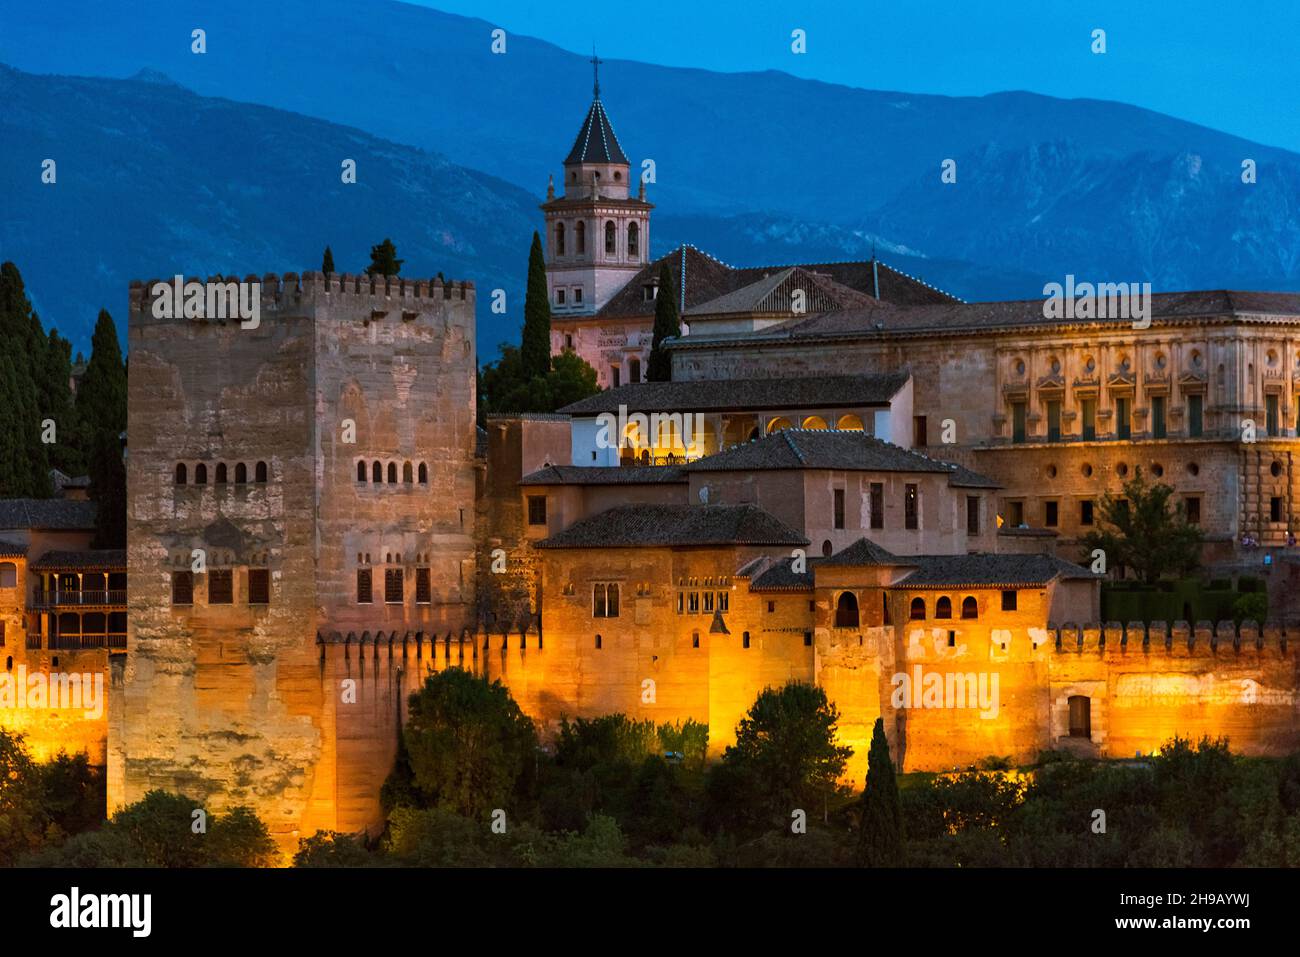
[676,591,684,614]
[1080,500,1095,526]
[1188,394,1203,437]
[1185,496,1201,524]
[1152,395,1167,439]
[703,591,714,613]
[527,495,547,526]
[208,569,233,605]
[573,287,583,304]
[612,366,621,388]
[904,484,919,530]
[1046,400,1061,442]
[1081,398,1097,441]
[416,567,431,604]
[357,568,372,604]
[870,483,884,529]
[248,568,270,605]
[688,591,699,614]
[1045,501,1059,527]
[0,621,4,646]
[172,571,194,605]
[1267,393,1280,437]
[385,568,403,604]
[718,592,729,613]
[914,415,928,447]
[1012,401,1027,444]
[1272,496,1283,523]
[555,288,566,305]
[1116,397,1131,439]
[593,582,620,618]
[966,496,980,536]
[1001,590,1018,611]
[833,488,845,530]
[1008,501,1025,527]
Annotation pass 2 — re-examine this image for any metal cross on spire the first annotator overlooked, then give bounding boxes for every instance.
[591,45,603,98]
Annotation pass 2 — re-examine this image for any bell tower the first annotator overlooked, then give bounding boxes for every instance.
[541,53,652,317]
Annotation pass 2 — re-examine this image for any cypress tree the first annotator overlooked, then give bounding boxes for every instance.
[41,328,84,478]
[520,231,552,380]
[366,238,403,277]
[857,717,903,867]
[646,260,680,382]
[0,262,51,495]
[77,310,127,547]
[321,245,336,274]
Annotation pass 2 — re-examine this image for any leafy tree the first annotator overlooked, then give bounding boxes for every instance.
[0,262,51,496]
[711,682,852,832]
[76,310,127,547]
[1081,466,1202,584]
[646,260,680,381]
[478,343,598,418]
[520,231,552,380]
[1233,591,1268,626]
[294,830,373,867]
[366,237,403,277]
[394,670,538,818]
[0,731,49,864]
[321,245,336,274]
[857,717,903,866]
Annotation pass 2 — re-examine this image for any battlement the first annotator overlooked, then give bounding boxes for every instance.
[1047,619,1293,656]
[128,271,475,315]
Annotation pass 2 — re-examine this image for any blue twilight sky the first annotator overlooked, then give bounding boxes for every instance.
[418,0,1300,153]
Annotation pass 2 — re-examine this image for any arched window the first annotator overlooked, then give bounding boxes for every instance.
[836,414,864,431]
[961,596,978,620]
[822,540,833,557]
[372,461,382,483]
[403,462,413,484]
[195,463,207,484]
[909,597,926,620]
[255,461,268,482]
[387,462,397,484]
[575,221,586,254]
[418,463,428,484]
[215,463,228,484]
[835,592,859,628]
[605,220,616,255]
[627,221,639,257]
[175,463,187,484]
[234,463,247,484]
[936,596,952,619]
[357,461,367,482]
[555,222,566,255]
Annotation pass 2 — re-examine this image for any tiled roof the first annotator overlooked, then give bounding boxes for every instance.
[898,553,1097,589]
[684,267,874,318]
[747,555,820,592]
[684,429,979,477]
[565,98,629,165]
[520,465,687,485]
[678,290,1300,347]
[537,503,808,548]
[558,373,909,416]
[0,498,98,531]
[591,245,956,321]
[944,463,1003,489]
[821,537,914,567]
[31,548,126,570]
[0,538,27,558]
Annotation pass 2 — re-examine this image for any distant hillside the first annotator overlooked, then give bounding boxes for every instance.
[0,63,540,352]
[3,0,1299,304]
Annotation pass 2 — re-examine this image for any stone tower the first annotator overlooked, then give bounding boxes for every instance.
[541,57,652,317]
[115,272,478,851]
